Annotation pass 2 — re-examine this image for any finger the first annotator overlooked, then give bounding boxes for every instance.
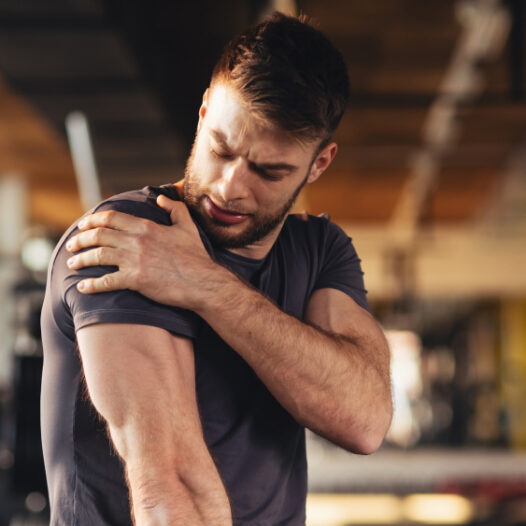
[157,195,189,225]
[76,271,126,294]
[66,228,132,253]
[77,210,148,234]
[67,246,123,270]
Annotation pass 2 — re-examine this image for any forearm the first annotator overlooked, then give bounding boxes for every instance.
[120,438,231,526]
[194,267,392,453]
[103,389,231,525]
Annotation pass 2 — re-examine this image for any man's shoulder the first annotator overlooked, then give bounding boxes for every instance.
[282,213,348,248]
[48,185,179,278]
[90,184,181,225]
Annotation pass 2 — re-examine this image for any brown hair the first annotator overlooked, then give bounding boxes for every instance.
[210,12,350,149]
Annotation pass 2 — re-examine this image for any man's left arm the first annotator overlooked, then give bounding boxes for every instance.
[66,197,392,454]
[190,268,392,454]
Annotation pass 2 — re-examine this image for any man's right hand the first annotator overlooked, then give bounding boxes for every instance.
[66,196,220,311]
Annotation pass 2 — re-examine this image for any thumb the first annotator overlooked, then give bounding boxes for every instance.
[157,194,184,224]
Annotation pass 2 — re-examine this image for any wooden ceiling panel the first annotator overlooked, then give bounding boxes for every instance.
[302,0,456,34]
[337,108,427,145]
[0,0,523,233]
[303,169,407,223]
[422,167,502,224]
[0,78,81,229]
[32,91,166,124]
[459,104,526,144]
[0,31,138,80]
[441,142,513,169]
[0,0,103,16]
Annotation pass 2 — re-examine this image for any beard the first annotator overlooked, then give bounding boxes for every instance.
[183,141,308,250]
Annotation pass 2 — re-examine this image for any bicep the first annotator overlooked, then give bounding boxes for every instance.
[305,287,377,337]
[76,323,201,458]
[305,287,390,362]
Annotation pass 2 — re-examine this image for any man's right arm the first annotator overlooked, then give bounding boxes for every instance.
[76,323,232,526]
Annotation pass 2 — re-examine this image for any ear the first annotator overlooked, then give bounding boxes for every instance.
[197,88,210,131]
[307,142,338,184]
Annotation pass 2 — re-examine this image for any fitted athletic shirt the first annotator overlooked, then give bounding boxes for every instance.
[40,184,369,526]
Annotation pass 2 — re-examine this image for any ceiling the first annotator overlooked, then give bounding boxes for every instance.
[0,0,525,299]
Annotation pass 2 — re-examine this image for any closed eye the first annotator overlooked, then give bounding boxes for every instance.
[210,147,234,160]
[250,163,283,182]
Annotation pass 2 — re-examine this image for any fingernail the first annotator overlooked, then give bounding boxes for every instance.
[78,219,86,229]
[77,281,85,290]
[67,257,75,267]
[66,241,72,250]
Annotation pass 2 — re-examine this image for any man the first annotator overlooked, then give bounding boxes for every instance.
[41,12,392,526]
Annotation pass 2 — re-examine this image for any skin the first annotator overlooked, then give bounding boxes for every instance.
[180,85,325,254]
[68,82,393,523]
[77,325,232,525]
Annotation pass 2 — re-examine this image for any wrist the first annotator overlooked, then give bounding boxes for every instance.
[131,474,196,525]
[191,262,242,317]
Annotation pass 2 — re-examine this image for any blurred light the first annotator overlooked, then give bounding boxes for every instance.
[385,330,423,447]
[0,447,14,470]
[25,491,47,513]
[21,237,54,272]
[306,494,402,525]
[307,494,475,525]
[0,175,27,256]
[65,111,101,211]
[403,494,474,524]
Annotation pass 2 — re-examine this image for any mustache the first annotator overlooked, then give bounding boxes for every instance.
[206,196,252,216]
[184,182,252,215]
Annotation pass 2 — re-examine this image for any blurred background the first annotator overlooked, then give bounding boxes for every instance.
[0,0,525,524]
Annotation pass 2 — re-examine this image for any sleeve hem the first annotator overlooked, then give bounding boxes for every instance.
[73,309,198,339]
[311,285,371,313]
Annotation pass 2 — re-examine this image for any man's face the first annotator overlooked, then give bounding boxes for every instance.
[183,84,324,255]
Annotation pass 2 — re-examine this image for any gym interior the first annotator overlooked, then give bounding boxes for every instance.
[0,1,525,525]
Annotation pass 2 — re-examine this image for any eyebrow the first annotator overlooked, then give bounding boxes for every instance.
[210,128,299,173]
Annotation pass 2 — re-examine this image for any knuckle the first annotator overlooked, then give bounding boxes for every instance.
[101,274,113,288]
[142,220,155,236]
[105,210,116,223]
[93,227,104,243]
[96,246,105,262]
[134,235,144,251]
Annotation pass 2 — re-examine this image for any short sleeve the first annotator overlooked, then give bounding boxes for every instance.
[313,222,370,312]
[59,197,200,339]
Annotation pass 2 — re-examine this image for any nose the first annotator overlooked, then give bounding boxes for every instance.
[216,159,250,203]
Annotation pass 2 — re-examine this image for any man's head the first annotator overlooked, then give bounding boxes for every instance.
[184,12,350,254]
[210,11,350,151]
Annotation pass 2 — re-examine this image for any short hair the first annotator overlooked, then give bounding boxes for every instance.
[210,11,350,149]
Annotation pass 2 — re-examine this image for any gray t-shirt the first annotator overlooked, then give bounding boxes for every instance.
[40,184,369,526]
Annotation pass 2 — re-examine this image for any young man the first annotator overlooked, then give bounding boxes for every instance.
[41,12,392,526]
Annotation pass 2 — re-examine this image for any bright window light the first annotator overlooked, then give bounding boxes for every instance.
[21,237,54,272]
[403,494,474,524]
[306,493,475,525]
[385,330,423,447]
[306,494,402,525]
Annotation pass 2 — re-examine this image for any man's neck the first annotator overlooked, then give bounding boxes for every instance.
[226,219,286,260]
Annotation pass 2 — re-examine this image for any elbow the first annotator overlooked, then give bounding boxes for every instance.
[340,426,388,455]
[348,431,386,455]
[340,401,393,455]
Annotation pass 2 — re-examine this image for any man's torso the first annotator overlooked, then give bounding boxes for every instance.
[40,184,368,525]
